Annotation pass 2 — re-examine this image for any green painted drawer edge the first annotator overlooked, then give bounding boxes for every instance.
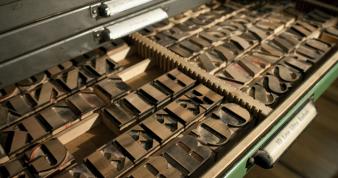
[224,62,338,178]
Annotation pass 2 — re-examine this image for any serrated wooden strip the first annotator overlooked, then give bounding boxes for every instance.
[129,32,272,117]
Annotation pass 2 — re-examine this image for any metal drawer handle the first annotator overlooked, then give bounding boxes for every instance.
[254,101,317,168]
[99,0,153,17]
[103,8,168,40]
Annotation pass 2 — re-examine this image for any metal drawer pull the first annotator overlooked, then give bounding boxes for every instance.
[99,0,152,17]
[254,101,317,168]
[104,9,168,40]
